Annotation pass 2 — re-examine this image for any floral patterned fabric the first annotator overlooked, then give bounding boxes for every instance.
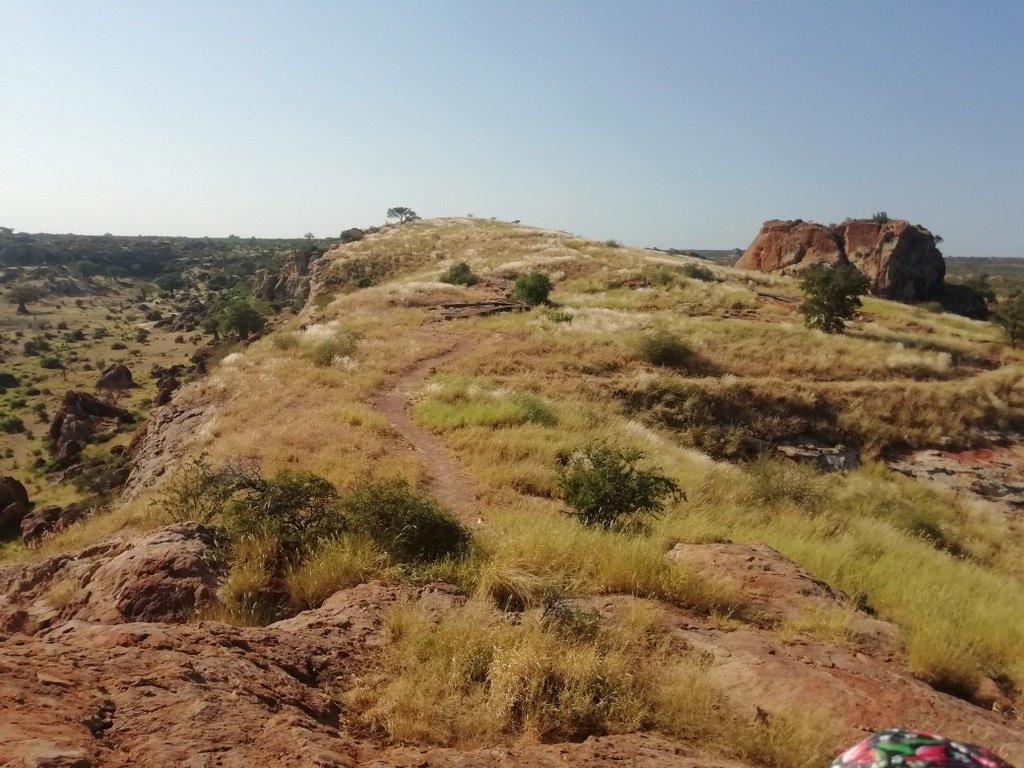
[832,729,1014,768]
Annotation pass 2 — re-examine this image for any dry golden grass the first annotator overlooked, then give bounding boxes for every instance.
[7,217,1024,748]
[345,598,836,767]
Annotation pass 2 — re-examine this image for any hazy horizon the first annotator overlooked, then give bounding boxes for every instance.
[2,1,1021,257]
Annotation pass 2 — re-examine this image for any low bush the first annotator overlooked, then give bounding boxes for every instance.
[514,272,552,305]
[440,262,479,286]
[638,329,691,367]
[681,263,716,282]
[340,479,469,562]
[558,443,683,529]
[307,331,357,367]
[0,416,25,434]
[39,356,63,369]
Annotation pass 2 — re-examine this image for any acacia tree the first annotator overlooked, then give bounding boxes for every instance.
[798,263,870,334]
[7,283,43,314]
[386,207,419,224]
[992,290,1024,348]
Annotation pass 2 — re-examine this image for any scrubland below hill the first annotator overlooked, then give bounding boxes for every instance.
[3,218,1024,767]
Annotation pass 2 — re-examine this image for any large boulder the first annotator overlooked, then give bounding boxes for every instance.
[0,523,220,632]
[737,218,945,300]
[841,219,945,299]
[735,219,844,275]
[0,476,31,536]
[95,362,135,390]
[47,391,132,467]
[20,504,87,546]
[0,475,29,511]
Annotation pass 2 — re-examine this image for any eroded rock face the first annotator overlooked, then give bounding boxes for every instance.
[95,363,135,391]
[736,219,844,274]
[0,523,219,632]
[20,504,87,546]
[0,582,469,768]
[121,397,219,500]
[737,219,945,299]
[47,391,132,468]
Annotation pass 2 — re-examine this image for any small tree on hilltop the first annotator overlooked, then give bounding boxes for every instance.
[871,211,890,224]
[992,290,1024,349]
[514,272,553,305]
[386,207,419,225]
[7,283,43,314]
[798,263,871,334]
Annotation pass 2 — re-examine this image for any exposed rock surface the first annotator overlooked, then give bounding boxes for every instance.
[257,248,318,304]
[0,476,30,534]
[775,442,860,472]
[0,523,219,633]
[47,391,132,468]
[737,219,945,299]
[889,442,1024,516]
[667,542,898,654]
[0,582,471,768]
[95,363,135,391]
[2,538,1023,766]
[155,375,180,406]
[20,504,87,546]
[121,397,219,500]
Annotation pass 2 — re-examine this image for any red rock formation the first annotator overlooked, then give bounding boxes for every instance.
[738,218,945,299]
[736,219,844,275]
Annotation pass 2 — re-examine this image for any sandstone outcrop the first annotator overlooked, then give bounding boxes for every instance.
[738,218,945,299]
[0,523,219,633]
[0,476,30,535]
[20,503,87,546]
[95,362,135,391]
[121,397,219,500]
[47,391,132,468]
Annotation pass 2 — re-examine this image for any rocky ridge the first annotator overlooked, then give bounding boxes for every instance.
[737,218,945,299]
[2,526,1022,767]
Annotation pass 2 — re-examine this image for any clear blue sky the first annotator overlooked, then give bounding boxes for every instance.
[1,1,1021,257]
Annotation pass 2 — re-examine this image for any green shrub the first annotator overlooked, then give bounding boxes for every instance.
[220,299,266,339]
[220,465,343,561]
[514,272,553,306]
[638,329,691,367]
[339,227,365,243]
[0,373,18,388]
[558,443,683,529]
[0,416,25,434]
[440,262,479,286]
[547,310,574,324]
[646,268,678,287]
[681,263,716,282]
[110,341,128,350]
[799,263,870,334]
[39,356,63,369]
[307,331,357,367]
[340,479,469,562]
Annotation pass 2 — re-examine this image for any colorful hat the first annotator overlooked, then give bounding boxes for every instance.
[832,729,1013,768]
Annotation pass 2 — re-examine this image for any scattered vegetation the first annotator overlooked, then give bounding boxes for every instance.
[514,272,553,305]
[558,443,683,529]
[439,262,479,286]
[799,263,870,333]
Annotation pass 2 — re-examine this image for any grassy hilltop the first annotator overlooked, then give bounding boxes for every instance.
[4,217,1024,765]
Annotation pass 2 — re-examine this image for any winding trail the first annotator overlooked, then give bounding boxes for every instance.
[372,334,481,524]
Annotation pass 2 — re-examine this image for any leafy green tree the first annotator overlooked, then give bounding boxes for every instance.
[992,290,1024,348]
[798,263,870,334]
[220,298,266,339]
[439,262,479,286]
[386,207,419,224]
[558,443,683,529]
[871,211,890,224]
[7,283,43,314]
[514,272,553,305]
[962,273,996,304]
